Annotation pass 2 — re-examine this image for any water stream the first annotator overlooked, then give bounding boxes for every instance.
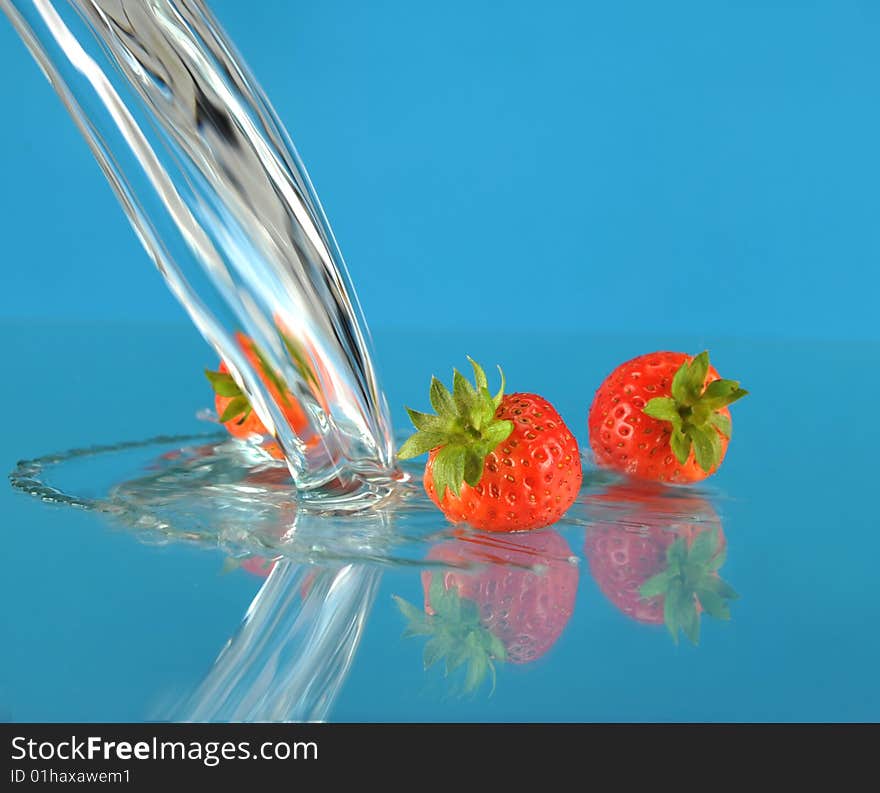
[1,0,396,509]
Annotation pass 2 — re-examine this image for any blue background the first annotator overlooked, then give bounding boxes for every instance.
[1,0,878,339]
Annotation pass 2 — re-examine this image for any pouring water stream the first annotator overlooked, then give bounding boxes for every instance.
[1,0,397,510]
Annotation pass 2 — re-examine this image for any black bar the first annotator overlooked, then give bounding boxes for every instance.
[0,723,876,787]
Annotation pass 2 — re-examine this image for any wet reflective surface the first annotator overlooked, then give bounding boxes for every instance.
[3,322,879,721]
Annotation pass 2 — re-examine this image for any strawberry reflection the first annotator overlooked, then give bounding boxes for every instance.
[583,482,737,644]
[394,529,579,695]
[224,555,277,577]
[228,554,320,601]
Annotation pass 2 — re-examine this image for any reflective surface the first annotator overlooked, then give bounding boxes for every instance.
[2,322,878,721]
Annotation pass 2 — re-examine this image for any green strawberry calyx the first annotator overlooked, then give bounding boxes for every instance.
[639,527,739,645]
[204,368,254,425]
[204,336,296,426]
[393,575,507,696]
[642,351,748,472]
[397,358,513,500]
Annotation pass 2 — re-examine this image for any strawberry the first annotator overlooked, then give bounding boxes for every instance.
[587,350,747,483]
[583,482,737,644]
[393,530,578,693]
[204,332,309,440]
[398,359,582,532]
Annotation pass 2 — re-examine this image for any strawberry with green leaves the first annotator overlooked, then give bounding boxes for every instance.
[394,530,578,694]
[584,483,737,644]
[588,351,747,484]
[205,332,309,441]
[398,359,582,532]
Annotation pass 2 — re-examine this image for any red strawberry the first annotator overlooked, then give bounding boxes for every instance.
[394,530,579,693]
[398,359,582,532]
[584,482,737,644]
[205,331,310,441]
[587,351,747,483]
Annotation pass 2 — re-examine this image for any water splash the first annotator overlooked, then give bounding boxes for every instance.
[1,0,395,507]
[9,431,593,568]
